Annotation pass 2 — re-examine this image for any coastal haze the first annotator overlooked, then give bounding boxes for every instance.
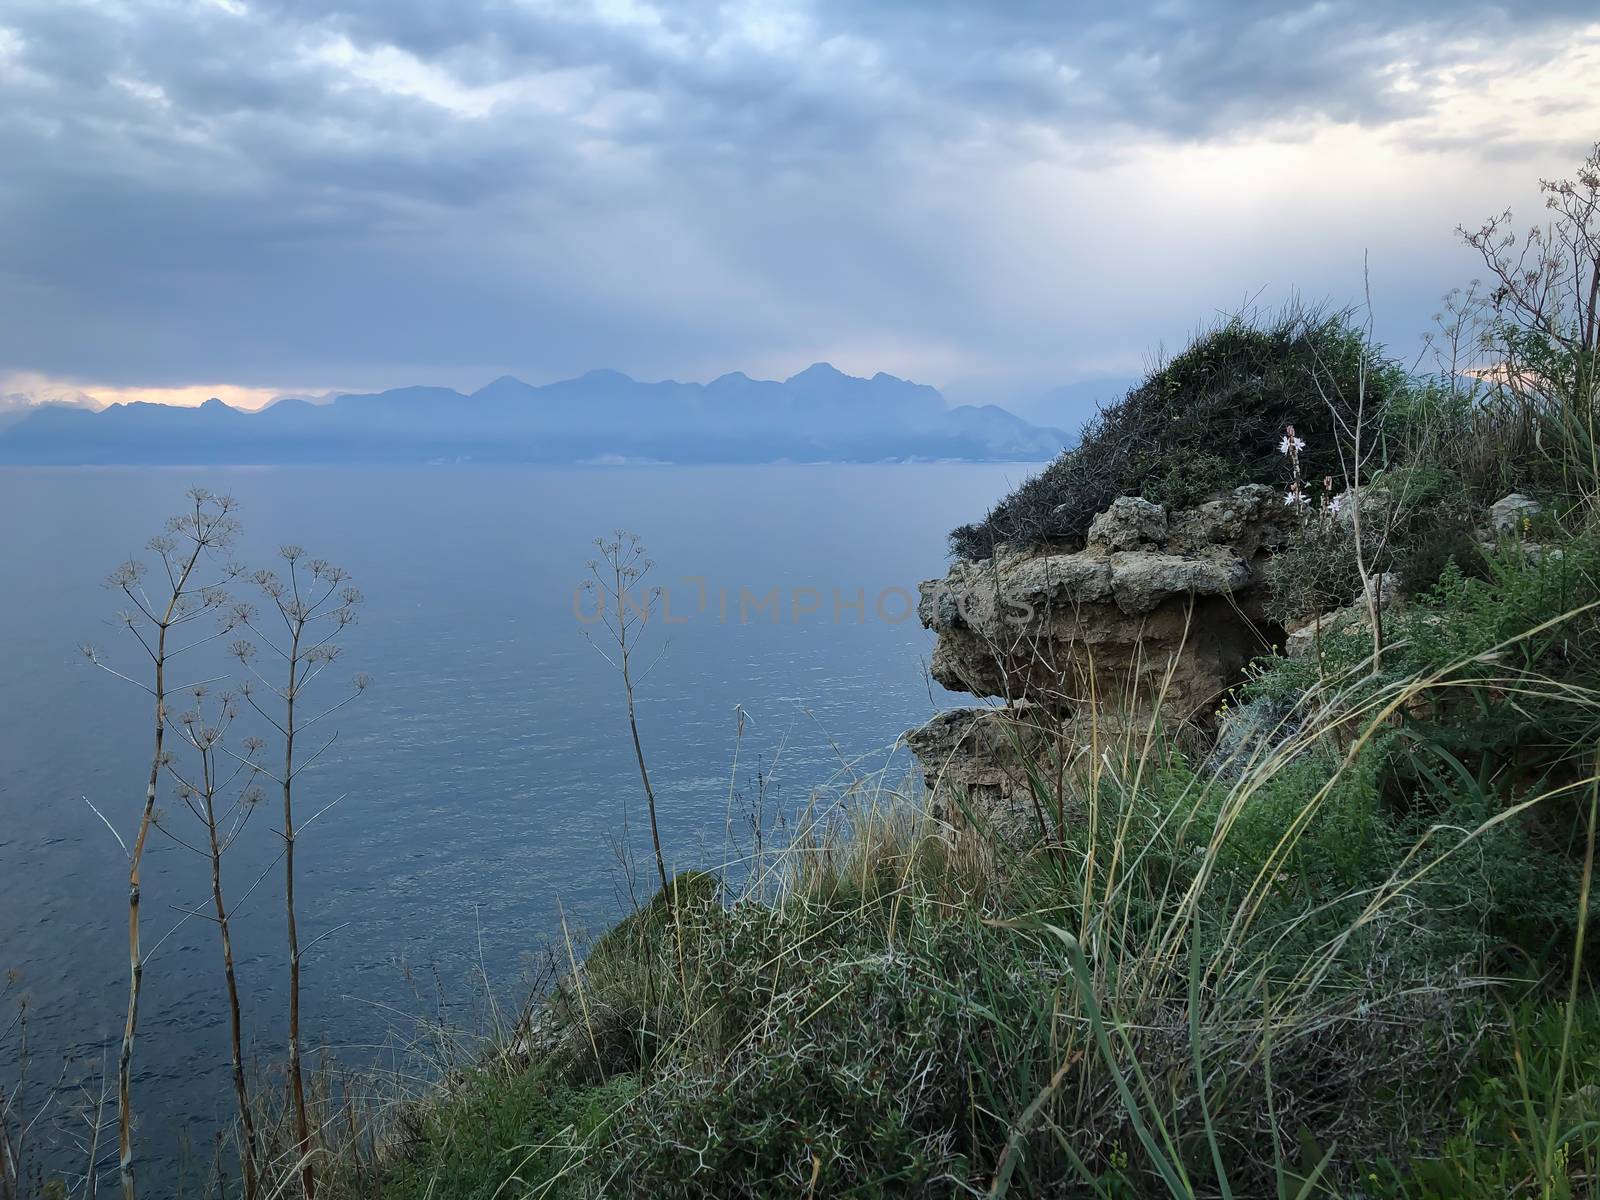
[0,364,1066,464]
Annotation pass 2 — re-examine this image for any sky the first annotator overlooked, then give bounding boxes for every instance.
[1,0,1597,414]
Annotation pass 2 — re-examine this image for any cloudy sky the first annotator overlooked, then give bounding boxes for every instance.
[1,0,1597,413]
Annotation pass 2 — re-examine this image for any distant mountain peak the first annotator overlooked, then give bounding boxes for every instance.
[0,386,102,433]
[0,364,1068,465]
[787,362,847,383]
[470,375,533,401]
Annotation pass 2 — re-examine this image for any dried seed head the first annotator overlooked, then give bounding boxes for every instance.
[108,561,147,589]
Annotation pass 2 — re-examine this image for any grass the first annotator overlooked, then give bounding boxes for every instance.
[1362,997,1600,1199]
[198,501,1600,1198]
[247,614,1595,1197]
[371,1070,636,1200]
[17,557,1596,1200]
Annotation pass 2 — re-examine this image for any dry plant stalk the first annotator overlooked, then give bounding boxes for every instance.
[1,981,27,1200]
[83,487,242,1200]
[1463,140,1600,505]
[158,689,266,1199]
[1308,256,1401,676]
[1464,140,1600,360]
[236,548,366,1200]
[583,532,671,903]
[72,1055,114,1200]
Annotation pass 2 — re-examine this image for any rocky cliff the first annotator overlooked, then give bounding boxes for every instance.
[907,486,1300,809]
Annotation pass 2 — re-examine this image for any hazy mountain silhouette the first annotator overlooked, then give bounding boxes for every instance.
[1010,377,1139,430]
[0,388,99,433]
[0,365,1067,464]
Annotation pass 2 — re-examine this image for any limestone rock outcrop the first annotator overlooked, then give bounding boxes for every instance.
[902,706,1052,818]
[908,487,1298,808]
[1490,493,1542,536]
[917,486,1296,720]
[1087,496,1167,550]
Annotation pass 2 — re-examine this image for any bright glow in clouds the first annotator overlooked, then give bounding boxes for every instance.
[0,374,296,411]
[0,2,1595,414]
[76,384,289,410]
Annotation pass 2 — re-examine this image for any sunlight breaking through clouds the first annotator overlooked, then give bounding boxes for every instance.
[0,1,1594,408]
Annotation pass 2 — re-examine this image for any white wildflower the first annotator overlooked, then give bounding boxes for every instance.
[1278,433,1306,455]
[1326,494,1344,516]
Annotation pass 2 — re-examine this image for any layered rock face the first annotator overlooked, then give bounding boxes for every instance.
[908,487,1297,808]
[919,486,1295,716]
[902,705,1055,817]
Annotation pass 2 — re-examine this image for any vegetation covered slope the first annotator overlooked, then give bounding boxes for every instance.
[948,309,1409,560]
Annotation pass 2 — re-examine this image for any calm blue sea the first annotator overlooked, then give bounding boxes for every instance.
[0,463,1033,1183]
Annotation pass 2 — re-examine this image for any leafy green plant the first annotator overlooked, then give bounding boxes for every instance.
[950,306,1409,559]
[375,1069,635,1199]
[1367,998,1600,1198]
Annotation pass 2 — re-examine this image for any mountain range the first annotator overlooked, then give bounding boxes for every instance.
[0,365,1068,465]
[0,388,98,433]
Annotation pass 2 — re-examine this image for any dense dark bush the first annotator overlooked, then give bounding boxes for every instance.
[950,308,1407,560]
[1262,514,1368,624]
[607,907,1023,1198]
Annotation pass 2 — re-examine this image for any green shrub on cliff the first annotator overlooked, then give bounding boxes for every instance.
[949,307,1408,560]
[1249,529,1600,970]
[1261,461,1485,626]
[1363,996,1600,1199]
[604,904,1029,1198]
[1255,531,1600,780]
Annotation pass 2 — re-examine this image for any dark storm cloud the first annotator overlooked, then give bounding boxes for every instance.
[250,0,1599,144]
[0,0,1593,390]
